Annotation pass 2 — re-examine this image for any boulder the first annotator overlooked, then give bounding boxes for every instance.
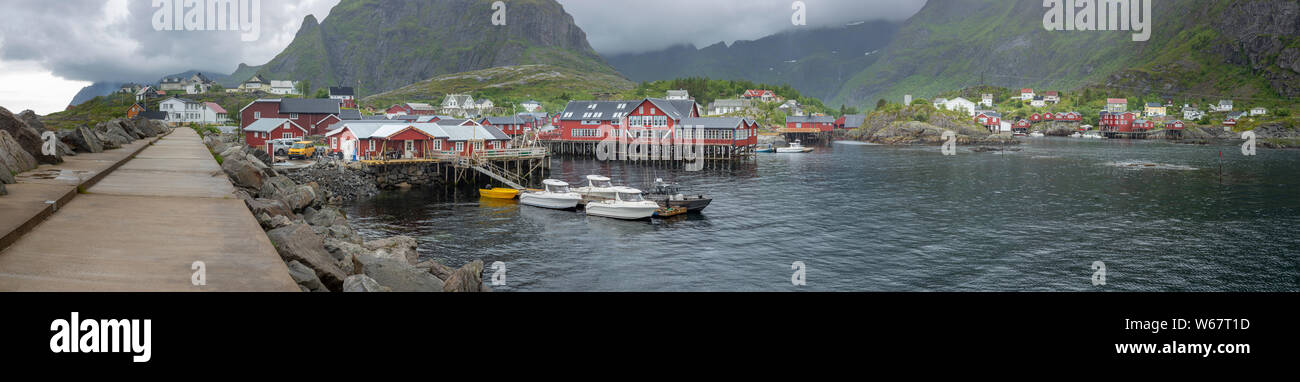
[18,110,75,157]
[363,236,420,266]
[59,126,103,153]
[116,119,145,139]
[0,130,38,174]
[244,146,274,168]
[1,160,14,184]
[322,237,370,275]
[343,275,390,292]
[286,260,329,292]
[0,182,6,196]
[245,198,296,225]
[0,106,60,164]
[305,205,347,228]
[222,155,269,190]
[443,260,487,292]
[129,117,160,137]
[265,223,346,291]
[93,130,123,149]
[417,260,458,281]
[94,120,135,147]
[355,251,444,292]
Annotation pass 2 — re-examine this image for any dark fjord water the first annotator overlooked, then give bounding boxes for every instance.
[344,138,1300,291]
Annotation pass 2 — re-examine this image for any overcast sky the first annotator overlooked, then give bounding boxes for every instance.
[0,0,923,115]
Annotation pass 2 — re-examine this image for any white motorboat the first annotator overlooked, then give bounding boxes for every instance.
[777,140,814,153]
[1029,132,1046,137]
[520,179,582,210]
[573,175,620,200]
[1070,132,1083,138]
[584,187,661,220]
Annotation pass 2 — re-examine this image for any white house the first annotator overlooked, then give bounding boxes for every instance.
[519,100,543,113]
[708,99,746,115]
[935,97,977,116]
[1031,96,1046,108]
[269,81,300,95]
[158,97,226,124]
[1183,107,1205,121]
[980,94,994,108]
[666,90,690,100]
[1020,88,1035,101]
[476,99,495,111]
[1211,100,1234,112]
[1251,107,1268,116]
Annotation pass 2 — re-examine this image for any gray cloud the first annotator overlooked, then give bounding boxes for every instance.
[558,0,925,55]
[0,0,339,83]
[0,0,922,83]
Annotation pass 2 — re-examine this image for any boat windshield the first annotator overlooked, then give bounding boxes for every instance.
[619,192,644,202]
[548,185,570,193]
[591,180,613,188]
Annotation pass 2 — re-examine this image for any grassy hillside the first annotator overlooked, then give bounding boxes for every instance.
[41,92,265,130]
[361,65,633,113]
[833,0,1300,110]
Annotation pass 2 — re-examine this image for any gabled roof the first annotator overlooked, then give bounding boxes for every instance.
[270,80,295,88]
[841,114,867,128]
[204,102,227,114]
[1107,98,1128,104]
[279,98,341,114]
[139,111,168,120]
[339,109,363,120]
[244,118,305,133]
[406,103,436,111]
[710,99,745,108]
[161,96,200,104]
[483,116,525,125]
[975,110,1001,118]
[1146,102,1163,107]
[786,115,836,123]
[559,100,637,121]
[329,87,354,96]
[1021,88,1034,93]
[1044,91,1060,96]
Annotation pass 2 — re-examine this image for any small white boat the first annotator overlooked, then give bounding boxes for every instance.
[777,140,814,153]
[1029,132,1046,137]
[1070,132,1083,138]
[584,187,661,220]
[1083,133,1104,139]
[520,179,582,210]
[573,175,619,200]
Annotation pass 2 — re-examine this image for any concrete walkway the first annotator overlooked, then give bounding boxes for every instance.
[0,128,299,291]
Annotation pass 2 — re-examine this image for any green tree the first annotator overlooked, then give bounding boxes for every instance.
[313,88,329,99]
[298,80,311,97]
[876,99,887,109]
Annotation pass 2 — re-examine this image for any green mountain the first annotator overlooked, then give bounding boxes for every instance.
[606,20,899,101]
[833,0,1300,109]
[238,0,618,97]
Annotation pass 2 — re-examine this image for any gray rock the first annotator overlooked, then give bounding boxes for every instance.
[305,205,347,228]
[443,260,487,292]
[245,198,297,229]
[356,251,444,292]
[60,126,104,153]
[266,223,347,291]
[0,161,12,184]
[418,260,458,282]
[322,237,369,274]
[18,110,75,157]
[0,130,38,174]
[222,155,269,190]
[93,121,134,147]
[0,106,60,164]
[363,236,420,266]
[343,275,390,292]
[245,146,274,167]
[286,260,329,292]
[0,182,6,196]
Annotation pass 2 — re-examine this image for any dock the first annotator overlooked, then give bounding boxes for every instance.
[358,147,551,190]
[0,128,299,292]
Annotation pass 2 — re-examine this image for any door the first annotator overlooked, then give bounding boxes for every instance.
[404,140,415,159]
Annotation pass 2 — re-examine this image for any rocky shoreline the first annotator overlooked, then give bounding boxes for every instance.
[2,106,169,196]
[201,132,491,292]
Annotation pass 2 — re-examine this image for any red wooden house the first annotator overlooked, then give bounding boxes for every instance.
[240,98,342,136]
[1013,119,1031,132]
[975,111,1002,129]
[785,115,835,132]
[326,121,512,161]
[126,103,146,119]
[244,118,309,152]
[480,116,528,136]
[1100,111,1138,132]
[1165,120,1185,130]
[1131,119,1156,131]
[742,89,775,101]
[553,98,700,141]
[385,103,438,116]
[1029,113,1042,123]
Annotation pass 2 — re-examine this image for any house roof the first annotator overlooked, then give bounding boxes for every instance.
[406,103,436,111]
[710,99,745,108]
[975,111,1001,118]
[1146,102,1163,107]
[1107,98,1128,104]
[279,98,341,114]
[1021,88,1034,93]
[244,118,301,133]
[329,87,354,96]
[139,111,168,120]
[842,114,867,128]
[559,100,636,121]
[1044,91,1060,96]
[270,80,295,88]
[484,116,525,125]
[667,90,689,98]
[786,115,836,123]
[339,109,363,120]
[204,102,227,114]
[1033,96,1045,101]
[162,96,200,104]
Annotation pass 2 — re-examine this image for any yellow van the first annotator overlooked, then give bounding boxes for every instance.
[288,141,317,160]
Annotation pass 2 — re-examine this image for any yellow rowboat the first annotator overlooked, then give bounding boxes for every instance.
[479,188,520,199]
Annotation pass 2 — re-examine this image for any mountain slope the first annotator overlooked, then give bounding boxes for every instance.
[244,0,618,97]
[362,64,632,112]
[607,20,899,101]
[833,0,1300,108]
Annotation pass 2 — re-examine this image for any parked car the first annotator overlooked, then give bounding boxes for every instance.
[267,138,298,157]
[288,141,318,160]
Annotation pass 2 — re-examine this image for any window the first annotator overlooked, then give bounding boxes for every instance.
[433,140,442,150]
[617,103,627,110]
[331,137,338,149]
[474,141,484,151]
[283,132,292,139]
[254,111,261,119]
[587,104,597,110]
[456,142,465,152]
[289,113,298,119]
[368,140,375,151]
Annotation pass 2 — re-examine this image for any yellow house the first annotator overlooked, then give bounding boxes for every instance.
[1144,102,1167,117]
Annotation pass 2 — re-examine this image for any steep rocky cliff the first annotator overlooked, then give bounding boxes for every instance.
[242,0,617,96]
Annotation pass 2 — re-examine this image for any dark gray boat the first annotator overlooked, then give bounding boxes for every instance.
[644,179,712,213]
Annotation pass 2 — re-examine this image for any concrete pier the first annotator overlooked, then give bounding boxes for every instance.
[0,128,299,292]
